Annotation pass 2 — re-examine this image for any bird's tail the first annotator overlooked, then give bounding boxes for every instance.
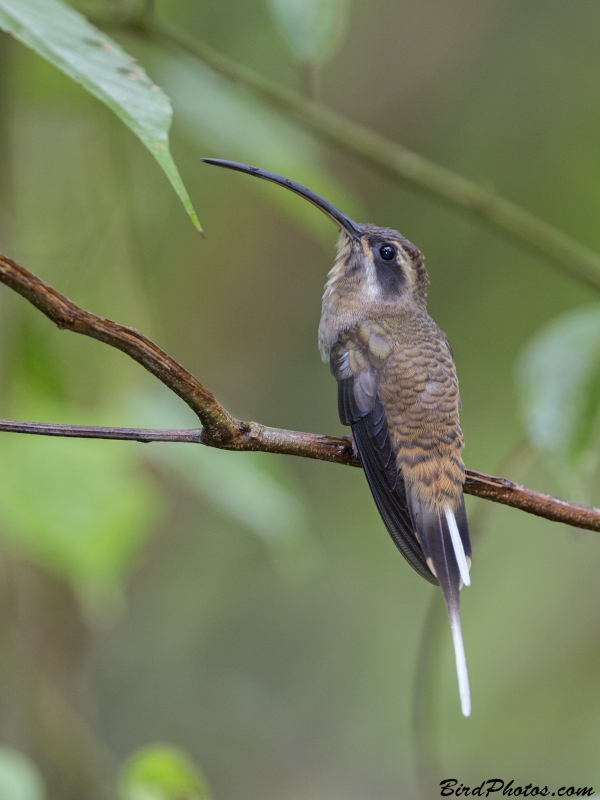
[407,493,472,717]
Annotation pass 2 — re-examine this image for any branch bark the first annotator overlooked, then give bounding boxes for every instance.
[1,252,599,532]
[0,254,234,443]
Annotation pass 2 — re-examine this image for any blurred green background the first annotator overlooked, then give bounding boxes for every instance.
[1,0,600,797]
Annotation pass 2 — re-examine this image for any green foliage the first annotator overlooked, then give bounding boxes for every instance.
[266,0,352,65]
[0,400,162,622]
[516,304,600,497]
[119,746,212,800]
[0,0,201,231]
[0,748,45,800]
[156,53,364,243]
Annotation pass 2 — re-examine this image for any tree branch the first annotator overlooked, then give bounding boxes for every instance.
[1,252,599,532]
[109,14,600,293]
[0,253,234,444]
[0,420,203,443]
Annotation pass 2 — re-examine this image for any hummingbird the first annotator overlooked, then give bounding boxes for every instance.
[202,159,472,716]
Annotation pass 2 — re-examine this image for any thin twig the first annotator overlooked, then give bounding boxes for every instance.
[0,420,203,443]
[101,14,600,293]
[1,252,599,532]
[412,592,446,800]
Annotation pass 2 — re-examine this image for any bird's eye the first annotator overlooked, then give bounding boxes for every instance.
[379,244,395,260]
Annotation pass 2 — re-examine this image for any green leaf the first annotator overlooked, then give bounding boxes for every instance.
[0,0,201,231]
[266,0,352,65]
[0,402,163,623]
[156,54,364,245]
[0,747,45,800]
[516,304,600,496]
[119,745,212,800]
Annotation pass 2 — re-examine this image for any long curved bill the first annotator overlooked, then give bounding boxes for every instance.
[202,159,362,240]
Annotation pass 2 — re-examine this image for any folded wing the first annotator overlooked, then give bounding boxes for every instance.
[334,363,437,585]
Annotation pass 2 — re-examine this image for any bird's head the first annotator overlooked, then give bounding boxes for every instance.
[202,159,428,308]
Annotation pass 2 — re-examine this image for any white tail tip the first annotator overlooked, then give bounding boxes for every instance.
[445,506,471,587]
[450,608,471,716]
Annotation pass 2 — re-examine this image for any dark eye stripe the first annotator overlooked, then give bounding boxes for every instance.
[373,244,404,298]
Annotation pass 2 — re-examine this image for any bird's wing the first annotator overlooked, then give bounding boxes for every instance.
[331,330,437,585]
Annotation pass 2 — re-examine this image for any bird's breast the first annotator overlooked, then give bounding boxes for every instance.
[378,341,465,513]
